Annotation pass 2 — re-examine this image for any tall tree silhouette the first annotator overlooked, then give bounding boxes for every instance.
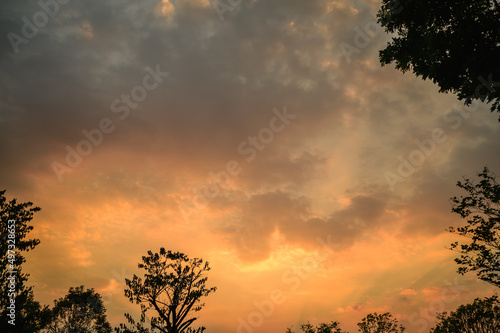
[0,190,49,332]
[449,167,500,287]
[120,248,216,333]
[378,0,500,118]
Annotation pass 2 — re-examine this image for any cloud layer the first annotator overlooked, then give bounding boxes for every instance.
[1,0,499,332]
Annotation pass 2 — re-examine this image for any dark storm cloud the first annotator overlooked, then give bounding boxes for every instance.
[0,0,356,188]
[1,0,499,256]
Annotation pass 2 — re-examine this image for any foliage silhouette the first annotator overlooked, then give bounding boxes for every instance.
[286,321,347,333]
[449,167,500,287]
[430,295,499,333]
[377,0,500,118]
[0,190,49,332]
[119,248,216,333]
[43,285,112,333]
[357,312,405,333]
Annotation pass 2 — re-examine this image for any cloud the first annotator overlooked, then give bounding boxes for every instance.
[214,190,387,261]
[400,289,417,296]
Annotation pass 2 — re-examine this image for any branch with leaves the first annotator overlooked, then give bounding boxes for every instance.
[449,167,500,287]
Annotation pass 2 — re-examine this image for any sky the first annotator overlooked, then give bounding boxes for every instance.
[1,0,499,332]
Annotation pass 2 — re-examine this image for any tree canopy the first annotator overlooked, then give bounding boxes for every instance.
[285,313,405,333]
[43,285,112,333]
[120,248,216,333]
[286,321,347,333]
[449,167,500,287]
[377,0,500,117]
[357,312,405,333]
[430,295,499,333]
[0,190,49,332]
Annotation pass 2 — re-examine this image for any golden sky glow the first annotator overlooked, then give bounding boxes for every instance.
[1,0,499,332]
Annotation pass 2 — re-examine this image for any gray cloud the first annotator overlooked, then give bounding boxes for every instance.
[214,189,387,261]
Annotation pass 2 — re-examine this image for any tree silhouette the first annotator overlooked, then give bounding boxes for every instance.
[286,321,347,333]
[430,295,499,333]
[0,190,49,332]
[43,285,112,333]
[357,312,405,333]
[449,167,500,287]
[120,248,216,333]
[377,0,500,117]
